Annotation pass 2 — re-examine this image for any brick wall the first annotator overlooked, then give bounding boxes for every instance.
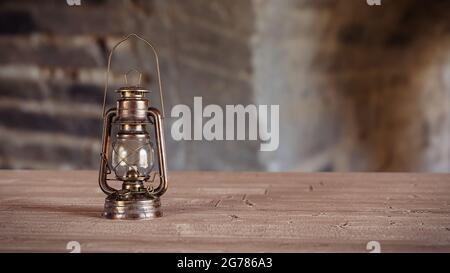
[1,0,450,172]
[0,0,259,170]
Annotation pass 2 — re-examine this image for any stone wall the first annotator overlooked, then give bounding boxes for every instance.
[1,0,450,172]
[253,0,450,171]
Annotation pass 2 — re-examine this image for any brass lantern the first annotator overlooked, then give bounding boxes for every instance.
[99,34,168,220]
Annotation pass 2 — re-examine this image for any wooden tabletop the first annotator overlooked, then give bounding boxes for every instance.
[0,171,449,253]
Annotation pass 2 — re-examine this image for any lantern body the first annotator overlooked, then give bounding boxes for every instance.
[98,34,168,220]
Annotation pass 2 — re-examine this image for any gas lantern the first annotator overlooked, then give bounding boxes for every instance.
[98,34,168,220]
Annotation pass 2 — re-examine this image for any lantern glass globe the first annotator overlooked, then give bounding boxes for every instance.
[111,136,155,180]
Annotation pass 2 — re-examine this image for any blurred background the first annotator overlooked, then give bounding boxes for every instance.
[0,0,450,172]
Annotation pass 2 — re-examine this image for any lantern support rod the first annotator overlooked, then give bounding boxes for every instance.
[147,107,168,197]
[99,108,118,195]
[102,33,166,119]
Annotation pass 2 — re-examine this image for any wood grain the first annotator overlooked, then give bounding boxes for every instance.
[0,171,449,252]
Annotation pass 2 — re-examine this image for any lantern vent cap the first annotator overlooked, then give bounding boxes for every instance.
[116,86,150,93]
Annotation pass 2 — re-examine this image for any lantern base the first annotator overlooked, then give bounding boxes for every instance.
[102,191,162,220]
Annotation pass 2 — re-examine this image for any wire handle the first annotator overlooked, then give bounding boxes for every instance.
[102,33,166,118]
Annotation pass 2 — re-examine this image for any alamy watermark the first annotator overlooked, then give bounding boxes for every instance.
[366,241,381,253]
[66,241,81,253]
[66,0,81,6]
[366,0,381,6]
[67,0,380,7]
[171,97,279,152]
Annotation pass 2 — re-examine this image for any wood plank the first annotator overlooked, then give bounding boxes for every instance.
[0,171,449,253]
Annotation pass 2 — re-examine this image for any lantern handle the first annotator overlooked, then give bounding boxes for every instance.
[102,33,166,118]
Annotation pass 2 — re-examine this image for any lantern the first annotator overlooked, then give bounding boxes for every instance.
[98,34,168,220]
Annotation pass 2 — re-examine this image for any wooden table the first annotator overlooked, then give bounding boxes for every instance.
[0,171,449,253]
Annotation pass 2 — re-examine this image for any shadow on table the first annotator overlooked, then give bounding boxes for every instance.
[4,201,102,219]
[3,199,217,220]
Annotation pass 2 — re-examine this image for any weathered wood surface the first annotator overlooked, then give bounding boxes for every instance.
[0,171,449,253]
